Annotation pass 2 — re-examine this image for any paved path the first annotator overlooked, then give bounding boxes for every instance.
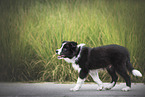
[0,82,145,97]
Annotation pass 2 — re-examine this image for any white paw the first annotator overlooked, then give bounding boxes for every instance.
[104,82,115,90]
[121,86,131,91]
[104,86,112,90]
[70,86,80,91]
[97,86,103,91]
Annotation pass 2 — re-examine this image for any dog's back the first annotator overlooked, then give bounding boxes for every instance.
[79,44,129,69]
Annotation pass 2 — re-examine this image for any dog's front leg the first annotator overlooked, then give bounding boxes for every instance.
[70,77,85,91]
[70,69,88,91]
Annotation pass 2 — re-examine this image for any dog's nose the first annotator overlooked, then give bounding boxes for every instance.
[56,50,58,54]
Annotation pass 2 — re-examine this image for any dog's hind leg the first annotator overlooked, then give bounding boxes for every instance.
[104,65,118,90]
[89,70,103,90]
[116,65,131,91]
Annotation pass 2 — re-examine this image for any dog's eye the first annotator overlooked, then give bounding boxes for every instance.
[63,48,67,52]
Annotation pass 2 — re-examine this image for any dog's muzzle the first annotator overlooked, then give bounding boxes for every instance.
[56,49,65,59]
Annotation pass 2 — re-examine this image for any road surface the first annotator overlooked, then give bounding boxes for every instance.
[0,82,145,97]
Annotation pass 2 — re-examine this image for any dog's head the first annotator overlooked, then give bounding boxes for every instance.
[56,41,78,59]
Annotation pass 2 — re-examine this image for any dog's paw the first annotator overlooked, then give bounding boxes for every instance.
[104,83,114,90]
[104,87,112,90]
[97,85,103,91]
[121,86,131,92]
[70,86,80,91]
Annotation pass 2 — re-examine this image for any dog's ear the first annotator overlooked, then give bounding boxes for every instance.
[70,41,77,48]
[62,41,67,44]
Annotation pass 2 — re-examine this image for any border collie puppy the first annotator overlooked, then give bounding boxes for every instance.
[56,41,142,91]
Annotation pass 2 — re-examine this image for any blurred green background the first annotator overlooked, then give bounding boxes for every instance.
[0,0,144,83]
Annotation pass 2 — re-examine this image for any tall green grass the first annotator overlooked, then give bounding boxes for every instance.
[0,0,145,82]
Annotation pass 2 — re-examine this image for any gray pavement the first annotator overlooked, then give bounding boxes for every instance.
[0,82,145,97]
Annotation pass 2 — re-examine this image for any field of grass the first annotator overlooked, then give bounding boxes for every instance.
[0,0,145,83]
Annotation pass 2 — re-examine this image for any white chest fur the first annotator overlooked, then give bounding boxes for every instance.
[72,64,81,72]
[64,57,81,72]
[64,57,76,64]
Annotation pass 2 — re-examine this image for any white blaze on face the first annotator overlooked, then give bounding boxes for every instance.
[57,42,67,55]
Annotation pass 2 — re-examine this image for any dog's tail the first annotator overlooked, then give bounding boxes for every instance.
[126,59,142,77]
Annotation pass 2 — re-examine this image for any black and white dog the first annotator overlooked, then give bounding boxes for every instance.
[56,41,142,91]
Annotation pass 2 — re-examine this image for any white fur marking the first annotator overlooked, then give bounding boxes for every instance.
[64,57,76,64]
[57,42,67,55]
[75,43,85,61]
[72,64,81,72]
[89,70,103,90]
[70,77,85,91]
[122,86,131,91]
[77,43,86,48]
[104,81,115,90]
[132,69,142,77]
